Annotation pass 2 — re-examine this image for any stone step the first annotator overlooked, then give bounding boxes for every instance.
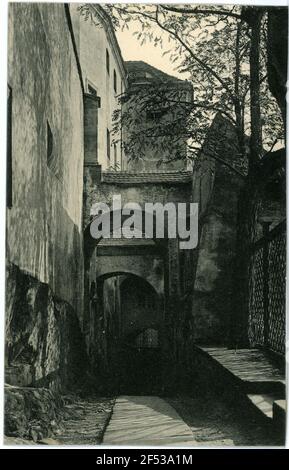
[273,400,286,430]
[247,393,278,419]
[247,394,286,426]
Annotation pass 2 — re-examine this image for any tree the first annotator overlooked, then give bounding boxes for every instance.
[79,4,284,176]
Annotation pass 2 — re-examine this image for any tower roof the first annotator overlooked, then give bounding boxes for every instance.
[125,60,192,89]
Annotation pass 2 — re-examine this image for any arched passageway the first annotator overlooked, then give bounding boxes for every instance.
[88,272,163,394]
[118,275,162,395]
[82,196,192,393]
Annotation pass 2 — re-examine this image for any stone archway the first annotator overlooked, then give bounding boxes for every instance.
[83,201,189,393]
[87,271,163,393]
[82,208,166,342]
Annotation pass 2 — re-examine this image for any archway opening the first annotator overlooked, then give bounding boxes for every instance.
[88,272,163,394]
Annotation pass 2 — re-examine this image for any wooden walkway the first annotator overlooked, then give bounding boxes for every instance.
[198,347,286,421]
[103,396,199,446]
[199,347,285,385]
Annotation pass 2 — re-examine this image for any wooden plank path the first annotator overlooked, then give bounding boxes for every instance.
[102,396,199,446]
[199,347,285,384]
[197,347,285,423]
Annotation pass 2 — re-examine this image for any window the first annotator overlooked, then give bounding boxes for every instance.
[106,49,110,75]
[88,83,97,97]
[7,85,12,208]
[113,70,117,93]
[47,121,54,167]
[135,329,159,349]
[146,108,169,121]
[107,129,110,160]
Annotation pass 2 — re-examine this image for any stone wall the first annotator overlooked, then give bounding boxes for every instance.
[70,4,126,170]
[5,383,63,441]
[6,3,86,391]
[93,253,164,296]
[83,174,192,230]
[190,114,245,345]
[5,264,86,392]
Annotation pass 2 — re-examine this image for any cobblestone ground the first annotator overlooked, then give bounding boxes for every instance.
[168,395,283,447]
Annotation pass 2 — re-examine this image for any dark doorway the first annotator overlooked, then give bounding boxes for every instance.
[118,276,162,394]
[91,273,162,394]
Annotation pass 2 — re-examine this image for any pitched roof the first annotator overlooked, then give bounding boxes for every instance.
[102,170,193,185]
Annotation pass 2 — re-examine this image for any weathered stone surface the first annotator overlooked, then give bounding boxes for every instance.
[7,2,84,323]
[4,384,63,441]
[191,114,245,344]
[5,263,87,392]
[5,364,33,387]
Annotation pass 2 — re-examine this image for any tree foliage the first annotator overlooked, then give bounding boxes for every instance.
[79,4,284,174]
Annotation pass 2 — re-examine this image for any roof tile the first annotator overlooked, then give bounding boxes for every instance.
[102,171,193,185]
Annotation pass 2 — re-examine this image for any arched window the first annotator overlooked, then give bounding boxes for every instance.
[47,121,53,167]
[106,49,110,75]
[135,328,159,349]
[113,69,117,93]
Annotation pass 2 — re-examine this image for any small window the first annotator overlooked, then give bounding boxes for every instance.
[113,70,117,93]
[135,329,159,349]
[47,121,54,167]
[107,129,110,160]
[106,49,110,75]
[146,108,169,121]
[88,83,97,96]
[7,85,12,208]
[113,143,117,166]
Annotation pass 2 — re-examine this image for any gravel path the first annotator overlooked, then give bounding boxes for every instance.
[53,396,115,445]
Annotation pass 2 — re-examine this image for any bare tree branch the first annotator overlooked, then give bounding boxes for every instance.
[160,5,242,20]
[154,6,236,102]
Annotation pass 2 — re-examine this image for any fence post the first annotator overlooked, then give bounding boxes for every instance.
[262,221,271,348]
